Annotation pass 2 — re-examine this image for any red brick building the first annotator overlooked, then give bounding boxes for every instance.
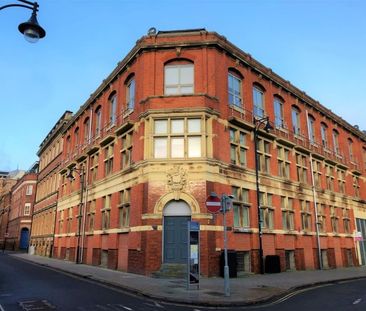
[54,29,366,276]
[7,169,37,250]
[30,111,72,256]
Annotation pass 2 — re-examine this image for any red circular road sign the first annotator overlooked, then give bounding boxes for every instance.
[205,195,221,213]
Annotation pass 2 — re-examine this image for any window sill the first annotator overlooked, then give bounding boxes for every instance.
[283,230,297,235]
[262,229,275,234]
[118,228,130,234]
[233,227,252,233]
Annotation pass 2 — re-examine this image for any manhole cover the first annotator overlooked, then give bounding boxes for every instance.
[19,299,56,310]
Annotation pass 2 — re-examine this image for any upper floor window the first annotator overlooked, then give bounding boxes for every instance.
[66,135,71,155]
[83,117,90,144]
[164,62,194,95]
[332,130,340,155]
[363,147,366,170]
[26,185,33,195]
[95,106,102,137]
[74,127,80,149]
[257,138,271,174]
[232,187,250,229]
[307,115,316,144]
[348,138,354,161]
[274,97,284,128]
[253,85,265,118]
[291,106,301,135]
[277,145,290,179]
[259,192,274,230]
[296,152,308,184]
[120,129,133,170]
[126,78,135,110]
[320,123,328,148]
[24,203,31,216]
[109,94,117,125]
[153,117,202,158]
[229,127,248,166]
[104,143,114,176]
[281,197,294,231]
[228,72,242,108]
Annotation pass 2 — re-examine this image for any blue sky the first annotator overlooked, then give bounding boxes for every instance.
[1,0,365,171]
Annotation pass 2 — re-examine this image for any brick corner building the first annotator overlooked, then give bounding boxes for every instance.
[52,29,366,276]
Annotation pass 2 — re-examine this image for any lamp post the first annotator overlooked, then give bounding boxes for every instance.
[253,116,273,274]
[0,0,46,43]
[66,166,85,264]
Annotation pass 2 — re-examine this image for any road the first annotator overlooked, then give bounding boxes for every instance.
[0,253,366,310]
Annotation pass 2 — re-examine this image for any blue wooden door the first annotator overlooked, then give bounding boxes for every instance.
[164,216,190,263]
[19,228,29,249]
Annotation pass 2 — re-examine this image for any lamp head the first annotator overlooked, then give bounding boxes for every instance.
[18,10,46,43]
[66,169,75,181]
[264,118,274,133]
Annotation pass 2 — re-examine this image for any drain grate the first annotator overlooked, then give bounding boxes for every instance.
[19,299,56,310]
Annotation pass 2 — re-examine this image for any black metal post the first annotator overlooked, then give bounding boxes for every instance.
[254,124,264,274]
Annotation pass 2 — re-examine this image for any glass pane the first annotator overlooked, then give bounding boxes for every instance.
[155,120,167,134]
[188,119,201,133]
[233,205,240,227]
[171,138,184,158]
[230,145,236,163]
[243,207,249,227]
[180,86,193,94]
[230,129,235,142]
[165,66,179,85]
[240,148,246,166]
[165,87,179,95]
[154,138,167,158]
[171,119,184,134]
[239,132,245,145]
[188,137,201,157]
[180,65,194,84]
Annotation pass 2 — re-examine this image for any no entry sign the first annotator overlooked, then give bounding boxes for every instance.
[205,195,221,213]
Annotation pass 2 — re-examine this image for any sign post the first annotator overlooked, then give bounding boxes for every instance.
[206,192,233,297]
[187,221,200,289]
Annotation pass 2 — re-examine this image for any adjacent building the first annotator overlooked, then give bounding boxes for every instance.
[0,170,25,249]
[7,167,37,250]
[52,29,366,275]
[30,111,73,257]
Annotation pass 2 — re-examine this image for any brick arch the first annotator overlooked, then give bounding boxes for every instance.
[154,191,200,215]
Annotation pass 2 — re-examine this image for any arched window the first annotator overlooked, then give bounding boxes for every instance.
[274,96,284,128]
[74,127,79,148]
[307,115,315,143]
[228,70,242,108]
[253,84,265,118]
[109,93,117,125]
[95,106,102,137]
[332,129,340,155]
[83,117,90,144]
[66,135,71,155]
[125,77,135,110]
[348,138,354,161]
[320,123,328,148]
[291,106,301,135]
[164,60,194,95]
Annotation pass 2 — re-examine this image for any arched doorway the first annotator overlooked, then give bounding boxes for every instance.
[19,228,30,250]
[163,200,191,264]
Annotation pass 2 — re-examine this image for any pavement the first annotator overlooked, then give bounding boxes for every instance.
[8,252,366,307]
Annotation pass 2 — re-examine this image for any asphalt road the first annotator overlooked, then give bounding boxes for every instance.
[0,253,366,311]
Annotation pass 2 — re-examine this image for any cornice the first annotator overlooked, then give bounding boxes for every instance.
[63,30,366,142]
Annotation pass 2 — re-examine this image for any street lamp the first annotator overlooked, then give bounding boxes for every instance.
[66,166,85,264]
[0,0,46,43]
[253,116,273,274]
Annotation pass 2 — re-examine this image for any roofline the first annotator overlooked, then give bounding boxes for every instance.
[62,29,366,142]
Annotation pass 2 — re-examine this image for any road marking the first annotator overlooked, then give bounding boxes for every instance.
[118,306,132,311]
[353,298,362,305]
[0,304,5,311]
[154,302,164,308]
[0,294,11,297]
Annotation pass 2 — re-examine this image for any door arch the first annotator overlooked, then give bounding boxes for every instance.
[163,200,191,264]
[19,228,30,250]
